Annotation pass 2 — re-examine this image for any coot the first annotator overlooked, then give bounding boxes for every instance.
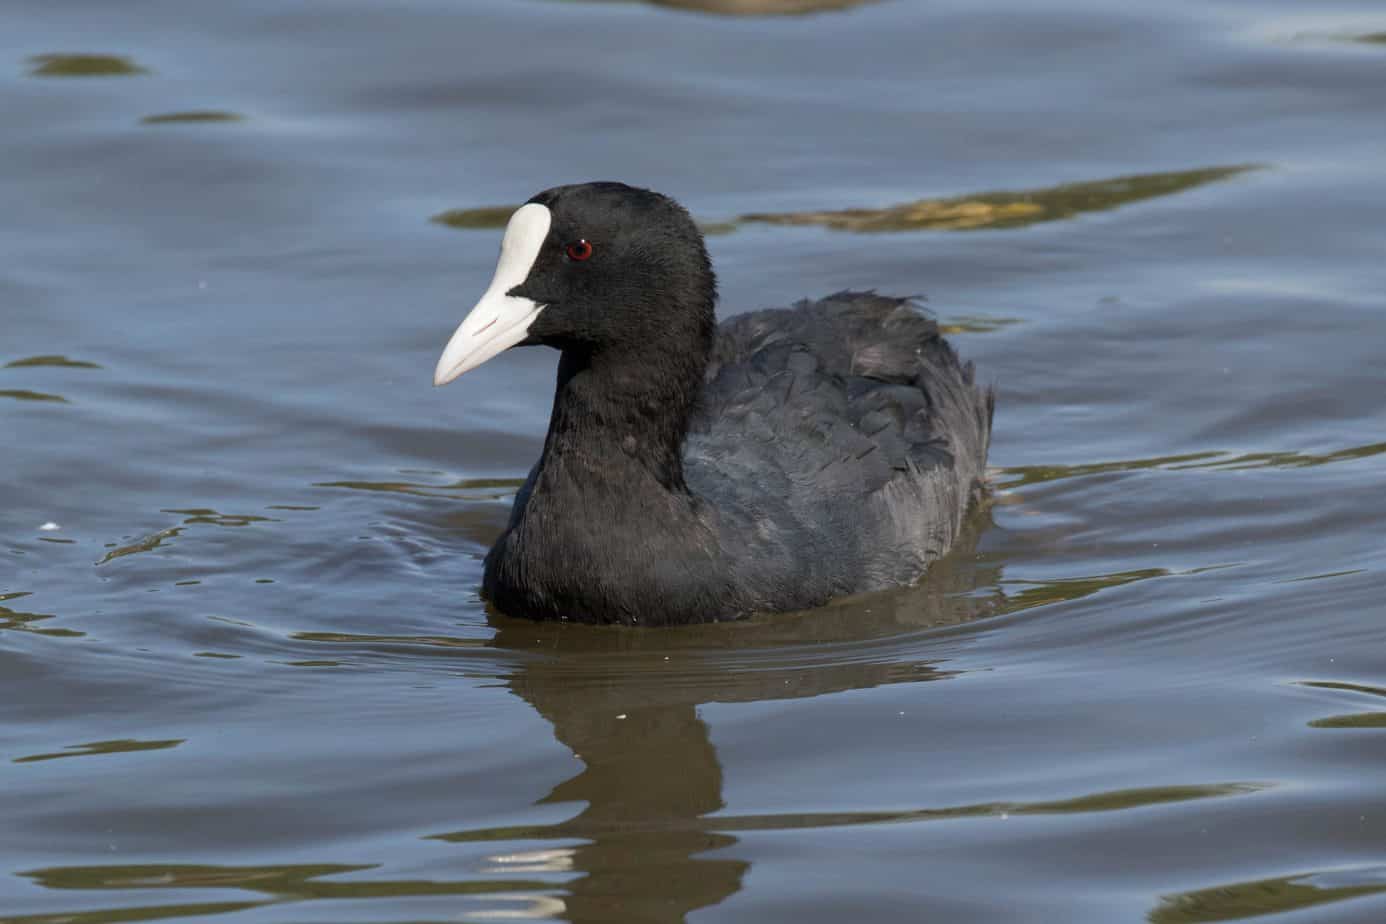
[435,182,993,625]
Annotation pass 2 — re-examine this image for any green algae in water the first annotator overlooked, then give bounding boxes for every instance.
[697,220,739,237]
[649,0,875,13]
[1,593,83,639]
[1297,680,1386,698]
[96,527,182,565]
[939,315,1024,335]
[21,861,552,900]
[431,206,516,230]
[433,205,737,237]
[142,111,245,125]
[4,355,100,369]
[998,568,1171,613]
[431,782,1263,842]
[1151,867,1386,923]
[740,164,1259,232]
[28,53,148,77]
[0,389,68,403]
[314,476,524,500]
[993,440,1386,491]
[556,0,877,14]
[1309,712,1386,729]
[14,738,184,764]
[1174,441,1386,472]
[995,451,1224,489]
[162,508,277,527]
[291,631,488,649]
[452,165,1261,239]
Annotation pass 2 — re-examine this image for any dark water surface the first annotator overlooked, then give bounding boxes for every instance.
[4,1,1386,921]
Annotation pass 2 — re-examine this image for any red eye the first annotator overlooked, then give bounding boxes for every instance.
[565,239,593,262]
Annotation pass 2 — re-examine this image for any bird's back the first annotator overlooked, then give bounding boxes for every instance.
[686,292,994,612]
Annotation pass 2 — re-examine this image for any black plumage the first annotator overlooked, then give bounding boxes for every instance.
[440,182,993,625]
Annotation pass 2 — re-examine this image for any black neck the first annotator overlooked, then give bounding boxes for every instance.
[541,336,709,495]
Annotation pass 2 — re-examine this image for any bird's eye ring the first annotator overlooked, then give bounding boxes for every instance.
[565,240,593,262]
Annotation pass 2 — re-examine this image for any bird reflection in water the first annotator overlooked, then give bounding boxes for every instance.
[440,513,999,922]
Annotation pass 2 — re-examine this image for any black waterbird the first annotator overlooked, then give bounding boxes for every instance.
[434,182,993,626]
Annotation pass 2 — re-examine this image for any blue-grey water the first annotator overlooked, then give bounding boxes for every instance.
[4,1,1386,921]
